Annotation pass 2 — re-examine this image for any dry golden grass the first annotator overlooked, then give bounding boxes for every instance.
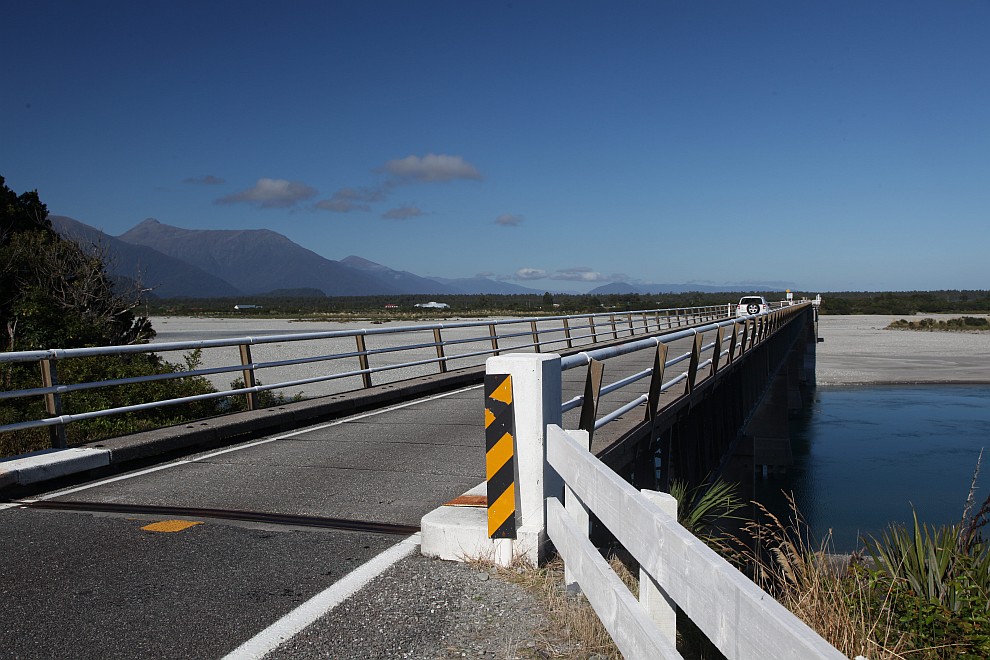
[469,554,630,659]
[727,498,913,659]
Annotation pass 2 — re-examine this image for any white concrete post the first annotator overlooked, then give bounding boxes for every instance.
[639,489,678,645]
[485,353,562,565]
[563,429,590,592]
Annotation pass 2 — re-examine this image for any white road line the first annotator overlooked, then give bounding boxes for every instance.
[222,533,422,660]
[27,384,482,501]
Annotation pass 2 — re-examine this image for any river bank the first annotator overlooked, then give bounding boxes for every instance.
[816,313,990,385]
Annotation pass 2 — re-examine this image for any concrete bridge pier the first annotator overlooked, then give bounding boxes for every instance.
[724,309,818,504]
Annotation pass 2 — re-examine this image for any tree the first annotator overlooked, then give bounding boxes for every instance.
[0,176,153,351]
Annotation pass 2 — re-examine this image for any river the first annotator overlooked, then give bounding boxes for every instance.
[755,384,990,553]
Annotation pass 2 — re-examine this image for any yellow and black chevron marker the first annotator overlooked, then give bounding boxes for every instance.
[485,373,516,539]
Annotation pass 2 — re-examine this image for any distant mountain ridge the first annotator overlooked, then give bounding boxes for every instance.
[50,216,243,298]
[118,219,398,296]
[51,216,537,298]
[586,282,777,295]
[52,216,778,298]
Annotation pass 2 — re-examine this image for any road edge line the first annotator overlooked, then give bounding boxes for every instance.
[221,532,421,660]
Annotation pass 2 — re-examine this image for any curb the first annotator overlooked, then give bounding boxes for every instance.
[0,447,111,488]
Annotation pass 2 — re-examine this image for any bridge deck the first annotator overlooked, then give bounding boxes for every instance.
[1,331,708,657]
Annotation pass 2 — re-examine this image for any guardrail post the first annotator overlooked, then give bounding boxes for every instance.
[589,316,598,343]
[609,313,618,340]
[40,358,67,449]
[644,343,668,423]
[728,322,741,363]
[355,334,373,388]
[626,313,635,336]
[562,318,573,349]
[639,489,678,645]
[433,328,447,373]
[237,344,258,411]
[578,359,604,445]
[686,332,704,393]
[711,326,725,374]
[530,321,541,353]
[564,429,591,593]
[488,323,500,355]
[485,353,562,565]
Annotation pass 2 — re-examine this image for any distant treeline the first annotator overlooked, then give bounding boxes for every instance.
[819,290,990,315]
[144,290,990,318]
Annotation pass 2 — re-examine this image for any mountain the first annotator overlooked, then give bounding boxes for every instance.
[339,255,458,295]
[430,277,544,295]
[51,215,243,298]
[118,219,406,296]
[587,282,780,295]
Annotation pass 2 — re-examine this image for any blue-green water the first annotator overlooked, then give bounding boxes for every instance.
[754,385,990,553]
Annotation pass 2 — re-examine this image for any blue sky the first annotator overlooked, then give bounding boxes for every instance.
[3,1,988,293]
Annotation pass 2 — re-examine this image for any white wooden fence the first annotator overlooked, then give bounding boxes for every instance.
[480,352,844,660]
[547,424,845,660]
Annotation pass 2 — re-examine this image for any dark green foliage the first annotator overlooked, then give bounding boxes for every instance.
[822,291,990,316]
[1,178,226,456]
[888,317,990,332]
[0,352,220,457]
[1,176,154,351]
[221,377,304,413]
[863,510,990,658]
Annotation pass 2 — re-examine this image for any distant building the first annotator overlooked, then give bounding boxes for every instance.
[233,304,263,310]
[414,301,449,309]
[384,304,400,309]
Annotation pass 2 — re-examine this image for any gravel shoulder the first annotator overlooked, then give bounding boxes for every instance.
[816,313,990,386]
[267,553,571,660]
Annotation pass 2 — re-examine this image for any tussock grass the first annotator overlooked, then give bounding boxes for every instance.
[469,554,628,659]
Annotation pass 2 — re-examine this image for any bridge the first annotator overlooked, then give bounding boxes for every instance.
[0,301,837,658]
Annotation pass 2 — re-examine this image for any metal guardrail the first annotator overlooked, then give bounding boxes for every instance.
[0,305,729,447]
[473,301,834,658]
[559,302,811,444]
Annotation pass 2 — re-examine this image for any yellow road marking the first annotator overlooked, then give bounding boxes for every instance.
[142,519,203,533]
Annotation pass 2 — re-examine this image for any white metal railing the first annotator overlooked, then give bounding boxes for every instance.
[0,306,728,447]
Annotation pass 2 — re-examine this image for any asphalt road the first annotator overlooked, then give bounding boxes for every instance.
[1,329,707,659]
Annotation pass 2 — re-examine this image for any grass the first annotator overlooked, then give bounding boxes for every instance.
[469,554,630,659]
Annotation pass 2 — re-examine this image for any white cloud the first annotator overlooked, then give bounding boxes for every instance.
[552,267,608,282]
[382,205,426,220]
[509,266,613,282]
[216,178,317,208]
[183,175,225,185]
[495,213,523,227]
[514,268,548,280]
[381,153,482,183]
